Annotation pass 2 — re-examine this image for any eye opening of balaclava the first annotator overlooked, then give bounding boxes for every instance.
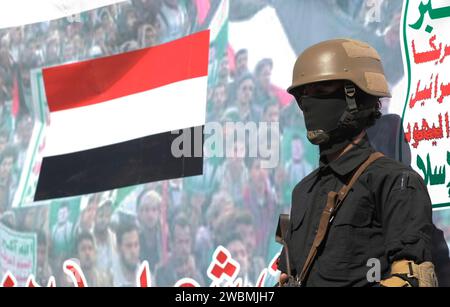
[294,82,379,156]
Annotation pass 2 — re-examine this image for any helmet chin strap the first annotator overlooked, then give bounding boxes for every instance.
[337,83,358,127]
[344,83,357,111]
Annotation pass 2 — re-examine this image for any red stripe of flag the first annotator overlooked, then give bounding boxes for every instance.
[12,76,20,117]
[43,30,210,112]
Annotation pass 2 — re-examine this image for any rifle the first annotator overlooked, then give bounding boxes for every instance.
[275,213,300,287]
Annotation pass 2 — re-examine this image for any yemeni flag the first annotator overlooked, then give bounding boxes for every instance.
[34,31,209,201]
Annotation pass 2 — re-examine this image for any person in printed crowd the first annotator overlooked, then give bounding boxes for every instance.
[206,83,228,122]
[233,74,260,122]
[36,231,53,286]
[157,0,191,42]
[213,139,248,207]
[224,232,252,286]
[194,191,235,282]
[112,222,141,287]
[217,56,232,87]
[76,231,113,287]
[51,202,75,270]
[156,213,204,286]
[233,49,249,81]
[243,159,277,259]
[93,199,118,274]
[136,189,163,273]
[285,134,313,192]
[74,194,98,236]
[221,209,266,284]
[0,182,8,215]
[0,146,18,203]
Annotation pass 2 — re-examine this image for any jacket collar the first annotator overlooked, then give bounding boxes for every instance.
[318,133,374,177]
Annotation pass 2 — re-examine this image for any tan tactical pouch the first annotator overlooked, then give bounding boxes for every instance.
[381,260,438,287]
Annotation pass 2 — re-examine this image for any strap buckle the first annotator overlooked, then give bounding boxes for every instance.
[407,261,416,279]
[295,275,303,287]
[344,83,356,97]
[344,83,358,113]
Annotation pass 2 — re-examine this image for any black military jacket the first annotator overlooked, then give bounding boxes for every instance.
[279,134,433,286]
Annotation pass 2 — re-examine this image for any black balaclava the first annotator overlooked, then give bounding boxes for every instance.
[297,84,371,156]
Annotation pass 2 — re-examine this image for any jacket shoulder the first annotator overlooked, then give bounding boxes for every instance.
[366,156,427,192]
[292,167,320,194]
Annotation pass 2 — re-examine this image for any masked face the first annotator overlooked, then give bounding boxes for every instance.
[295,82,362,156]
[300,94,347,144]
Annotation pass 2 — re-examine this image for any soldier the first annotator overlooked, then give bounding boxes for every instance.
[278,39,437,287]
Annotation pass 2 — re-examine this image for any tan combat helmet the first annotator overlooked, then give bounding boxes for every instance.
[287,38,391,97]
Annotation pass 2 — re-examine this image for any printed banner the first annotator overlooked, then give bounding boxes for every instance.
[401,0,450,208]
[0,224,37,285]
